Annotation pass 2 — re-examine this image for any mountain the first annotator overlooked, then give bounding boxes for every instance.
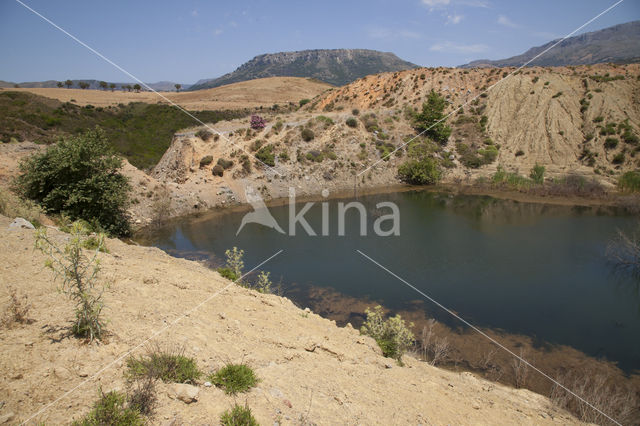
[188,49,419,90]
[460,21,640,68]
[0,79,190,91]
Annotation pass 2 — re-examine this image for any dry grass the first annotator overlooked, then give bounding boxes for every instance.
[1,285,32,328]
[0,187,42,227]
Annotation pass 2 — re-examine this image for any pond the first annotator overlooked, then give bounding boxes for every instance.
[139,190,640,375]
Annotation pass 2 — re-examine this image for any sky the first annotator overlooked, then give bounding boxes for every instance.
[0,0,638,84]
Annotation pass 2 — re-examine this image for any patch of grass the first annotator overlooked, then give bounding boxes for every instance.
[255,144,275,167]
[1,286,32,328]
[209,364,259,395]
[619,170,640,192]
[196,129,213,141]
[126,346,201,384]
[604,137,619,150]
[72,389,144,426]
[220,404,258,426]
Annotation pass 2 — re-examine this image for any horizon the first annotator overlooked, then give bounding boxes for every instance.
[1,0,639,85]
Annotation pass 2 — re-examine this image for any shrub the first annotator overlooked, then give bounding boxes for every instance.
[552,91,563,98]
[593,116,604,123]
[1,286,32,328]
[361,114,379,132]
[346,117,358,128]
[249,115,265,130]
[72,389,143,426]
[612,152,625,164]
[360,306,414,362]
[35,222,107,342]
[199,155,213,167]
[530,163,545,184]
[255,271,273,294]
[301,128,315,142]
[604,137,619,150]
[196,129,213,141]
[126,374,157,417]
[15,128,131,236]
[217,158,234,169]
[515,150,525,157]
[126,346,201,384]
[209,364,259,395]
[413,90,452,144]
[255,144,276,167]
[218,247,244,282]
[299,99,311,107]
[398,158,441,185]
[212,165,224,177]
[352,108,360,116]
[241,155,252,174]
[220,404,258,426]
[618,170,640,192]
[478,145,498,164]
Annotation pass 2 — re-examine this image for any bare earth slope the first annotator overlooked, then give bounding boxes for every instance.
[1,77,333,110]
[0,217,584,425]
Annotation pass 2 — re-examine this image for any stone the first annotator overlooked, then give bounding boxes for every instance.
[204,381,212,387]
[171,383,199,404]
[8,218,34,230]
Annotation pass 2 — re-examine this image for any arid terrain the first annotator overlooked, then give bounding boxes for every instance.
[0,217,586,425]
[1,77,333,110]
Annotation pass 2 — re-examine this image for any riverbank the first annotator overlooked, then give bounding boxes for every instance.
[0,214,585,425]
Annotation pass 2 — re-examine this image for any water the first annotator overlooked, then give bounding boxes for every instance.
[140,191,640,373]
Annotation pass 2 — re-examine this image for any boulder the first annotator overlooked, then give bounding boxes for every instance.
[171,383,199,404]
[8,218,35,230]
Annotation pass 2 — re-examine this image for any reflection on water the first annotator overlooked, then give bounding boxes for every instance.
[138,190,640,376]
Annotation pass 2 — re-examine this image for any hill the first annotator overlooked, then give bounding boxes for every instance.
[0,79,190,91]
[461,21,640,68]
[188,49,419,90]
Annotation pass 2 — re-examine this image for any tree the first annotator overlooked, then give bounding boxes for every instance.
[126,85,133,92]
[133,83,141,93]
[65,79,73,89]
[79,81,89,90]
[174,83,181,92]
[99,81,108,90]
[56,81,64,88]
[15,127,131,236]
[414,90,452,144]
[109,83,116,91]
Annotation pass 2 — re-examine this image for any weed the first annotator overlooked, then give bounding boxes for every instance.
[361,305,414,362]
[126,345,201,384]
[209,364,259,395]
[220,404,259,426]
[72,389,143,426]
[1,286,32,328]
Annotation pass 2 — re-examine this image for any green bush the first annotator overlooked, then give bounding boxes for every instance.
[515,150,525,157]
[15,128,131,236]
[346,117,358,128]
[478,145,498,164]
[360,306,414,362]
[398,158,441,185]
[604,137,619,150]
[212,165,224,177]
[301,128,315,142]
[413,90,452,144]
[199,155,213,167]
[530,163,545,184]
[217,158,234,169]
[255,144,276,167]
[126,347,201,384]
[196,129,213,141]
[299,98,311,107]
[73,390,143,426]
[209,364,259,395]
[220,404,258,426]
[618,170,640,192]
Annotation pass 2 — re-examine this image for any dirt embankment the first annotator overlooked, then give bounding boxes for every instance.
[0,215,584,425]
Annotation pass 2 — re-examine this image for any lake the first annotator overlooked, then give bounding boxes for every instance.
[139,190,640,375]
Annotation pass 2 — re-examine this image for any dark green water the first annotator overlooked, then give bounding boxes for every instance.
[140,191,640,373]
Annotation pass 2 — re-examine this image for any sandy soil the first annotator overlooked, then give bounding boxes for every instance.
[1,77,333,110]
[0,215,585,425]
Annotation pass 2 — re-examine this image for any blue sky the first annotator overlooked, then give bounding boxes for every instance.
[0,0,638,84]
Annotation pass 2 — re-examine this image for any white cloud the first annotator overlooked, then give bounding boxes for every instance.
[430,41,488,53]
[497,14,518,28]
[421,0,451,8]
[446,14,463,24]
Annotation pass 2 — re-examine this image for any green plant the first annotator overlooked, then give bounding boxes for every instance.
[618,170,640,192]
[360,306,414,362]
[604,137,619,150]
[35,222,107,342]
[413,90,452,144]
[552,91,563,98]
[212,165,224,177]
[612,152,625,164]
[196,129,213,141]
[301,128,315,142]
[72,389,143,426]
[515,150,525,157]
[217,247,244,282]
[15,128,131,236]
[217,158,234,169]
[126,374,157,417]
[126,346,201,383]
[530,163,545,184]
[346,117,358,128]
[398,158,441,185]
[255,144,276,167]
[255,271,272,293]
[209,364,259,395]
[352,108,360,116]
[200,155,214,167]
[299,98,311,107]
[220,404,258,426]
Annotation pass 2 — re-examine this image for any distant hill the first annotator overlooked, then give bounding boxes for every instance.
[460,21,640,68]
[0,79,190,92]
[188,49,419,90]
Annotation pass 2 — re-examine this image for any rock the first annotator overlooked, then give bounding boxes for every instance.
[204,381,212,387]
[283,399,292,408]
[304,307,311,313]
[269,387,284,398]
[171,383,199,404]
[384,363,393,369]
[8,218,34,230]
[0,412,15,424]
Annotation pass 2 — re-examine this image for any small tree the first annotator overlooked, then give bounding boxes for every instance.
[109,83,116,92]
[414,90,452,144]
[255,271,272,293]
[133,84,141,93]
[99,81,108,90]
[398,158,441,185]
[35,222,108,342]
[15,128,131,236]
[250,115,266,130]
[217,247,244,281]
[56,81,64,88]
[65,79,73,89]
[79,81,89,90]
[174,83,181,92]
[361,306,414,362]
